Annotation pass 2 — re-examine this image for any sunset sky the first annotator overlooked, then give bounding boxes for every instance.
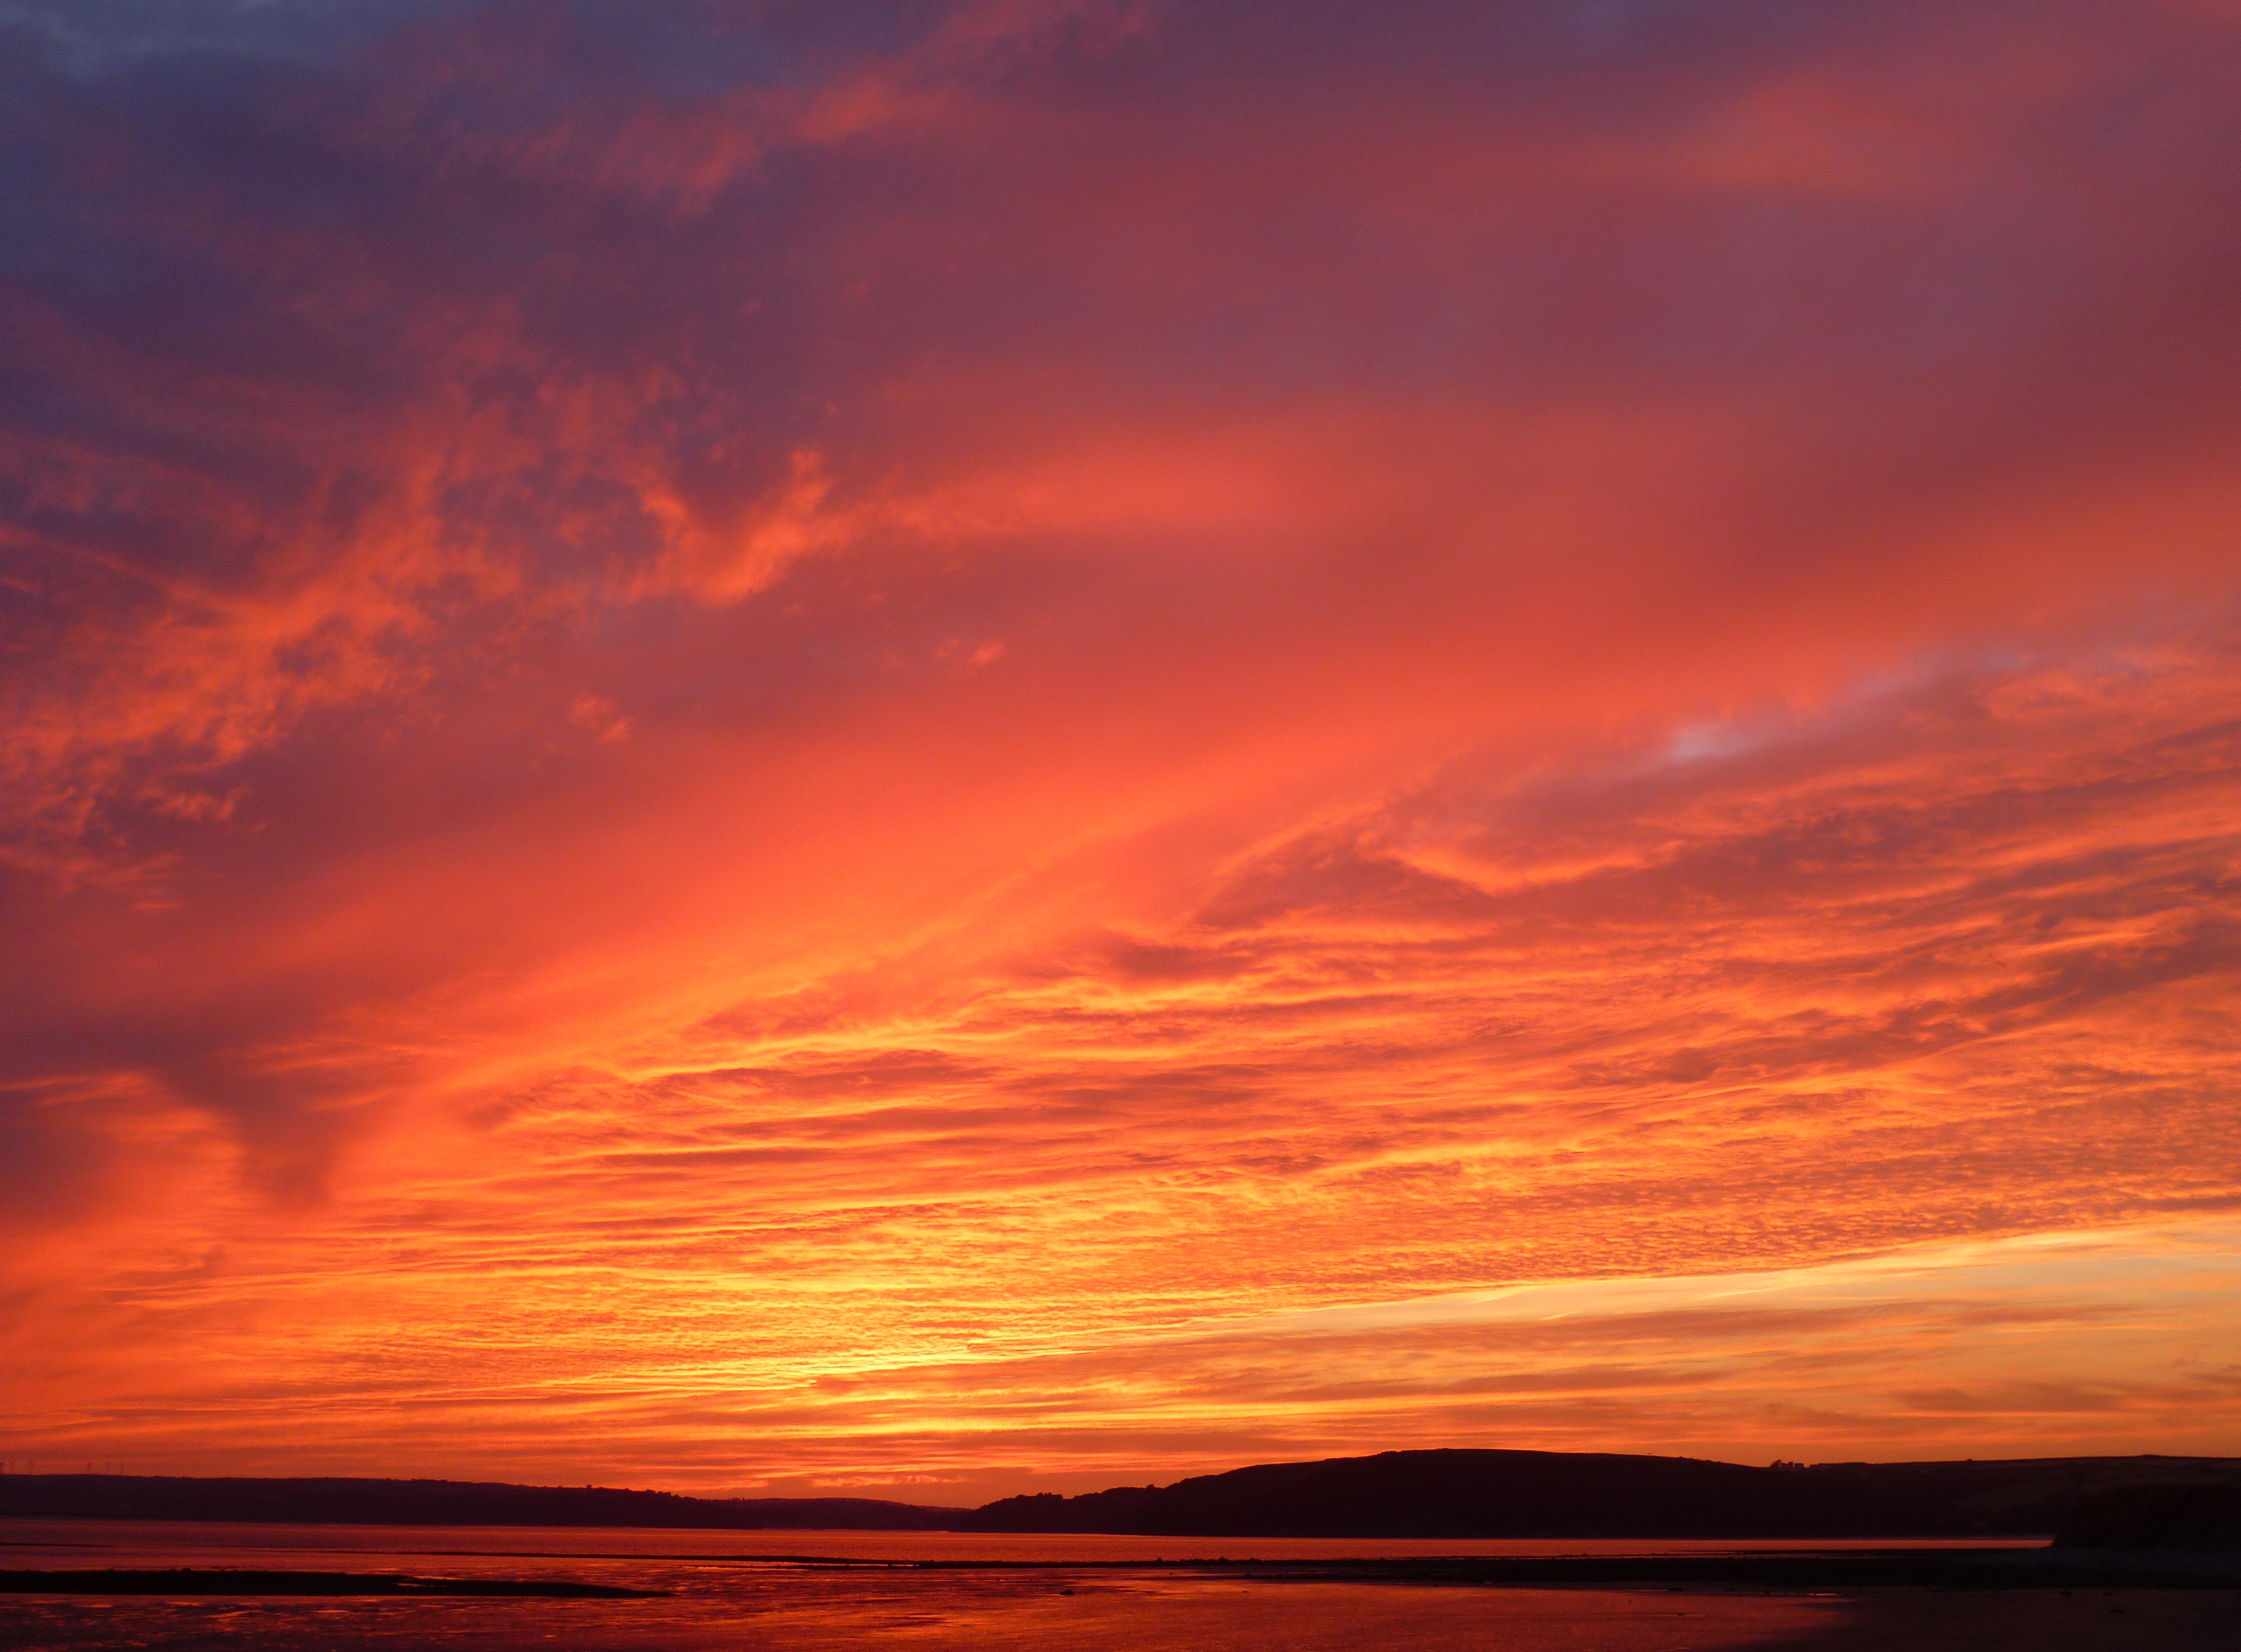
[3,0,2239,1505]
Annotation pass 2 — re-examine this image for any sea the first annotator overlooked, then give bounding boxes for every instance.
[0,1522,2043,1651]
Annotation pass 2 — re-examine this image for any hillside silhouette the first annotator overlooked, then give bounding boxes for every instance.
[0,1474,959,1530]
[7,1450,2239,1537]
[960,1449,2241,1538]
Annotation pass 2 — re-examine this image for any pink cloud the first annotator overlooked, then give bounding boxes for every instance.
[3,0,2238,1486]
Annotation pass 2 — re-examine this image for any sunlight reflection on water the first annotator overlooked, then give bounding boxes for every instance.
[0,1520,1937,1650]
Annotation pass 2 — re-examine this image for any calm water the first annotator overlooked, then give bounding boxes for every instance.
[0,1521,2041,1651]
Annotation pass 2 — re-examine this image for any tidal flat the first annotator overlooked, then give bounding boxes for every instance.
[2,1521,2231,1651]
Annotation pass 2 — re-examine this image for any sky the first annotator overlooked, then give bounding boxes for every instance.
[2,0,2238,1505]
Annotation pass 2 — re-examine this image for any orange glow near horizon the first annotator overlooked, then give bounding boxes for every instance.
[3,1,2239,1506]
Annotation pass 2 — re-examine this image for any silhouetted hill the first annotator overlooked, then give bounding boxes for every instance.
[2058,1482,2241,1551]
[10,1451,2239,1538]
[0,1474,960,1530]
[960,1449,2241,1538]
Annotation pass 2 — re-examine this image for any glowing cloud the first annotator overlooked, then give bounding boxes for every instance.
[2,0,2238,1497]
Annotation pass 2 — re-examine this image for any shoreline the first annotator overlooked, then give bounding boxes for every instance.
[6,1547,2234,1593]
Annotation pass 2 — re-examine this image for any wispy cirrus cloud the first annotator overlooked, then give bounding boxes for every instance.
[3,0,2239,1490]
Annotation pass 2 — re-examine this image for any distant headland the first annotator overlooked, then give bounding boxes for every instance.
[7,1449,2239,1540]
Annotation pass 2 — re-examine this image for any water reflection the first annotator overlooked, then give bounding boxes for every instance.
[0,1520,1934,1650]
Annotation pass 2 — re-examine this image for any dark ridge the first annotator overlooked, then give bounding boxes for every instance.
[958,1449,2241,1538]
[2058,1483,2241,1552]
[7,1451,2239,1539]
[0,1568,659,1597]
[0,1475,960,1531]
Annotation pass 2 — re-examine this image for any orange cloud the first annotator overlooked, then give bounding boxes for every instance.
[2,0,2238,1494]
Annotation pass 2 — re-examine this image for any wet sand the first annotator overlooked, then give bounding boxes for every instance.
[1773,1587,2239,1651]
[4,1521,2232,1650]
